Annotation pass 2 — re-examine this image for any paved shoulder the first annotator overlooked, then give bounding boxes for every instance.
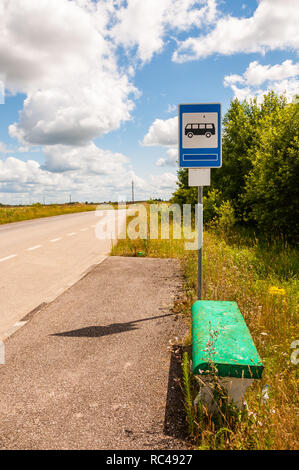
[0,256,189,450]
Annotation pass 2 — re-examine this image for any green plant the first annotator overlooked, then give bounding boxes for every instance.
[214,200,236,233]
[203,188,223,224]
[182,351,195,436]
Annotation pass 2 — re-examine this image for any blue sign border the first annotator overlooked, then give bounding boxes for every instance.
[179,103,221,168]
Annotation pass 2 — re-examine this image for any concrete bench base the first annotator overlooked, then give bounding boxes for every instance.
[196,376,254,413]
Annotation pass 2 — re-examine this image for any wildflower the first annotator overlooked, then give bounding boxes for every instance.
[261,384,270,403]
[268,286,286,296]
[248,410,257,420]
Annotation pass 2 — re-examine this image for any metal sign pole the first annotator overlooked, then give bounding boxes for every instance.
[198,185,203,300]
[178,102,221,300]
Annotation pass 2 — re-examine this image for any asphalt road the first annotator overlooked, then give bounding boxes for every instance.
[0,209,125,337]
[0,257,188,449]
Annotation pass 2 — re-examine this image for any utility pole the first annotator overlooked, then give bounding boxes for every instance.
[69,193,72,204]
[132,180,134,203]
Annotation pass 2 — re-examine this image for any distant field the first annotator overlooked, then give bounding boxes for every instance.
[0,203,98,225]
[0,201,150,225]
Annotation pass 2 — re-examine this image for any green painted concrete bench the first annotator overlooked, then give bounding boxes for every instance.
[191,300,264,410]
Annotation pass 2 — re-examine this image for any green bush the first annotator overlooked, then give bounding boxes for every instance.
[242,102,299,241]
[214,200,236,233]
[203,188,223,224]
[171,168,197,206]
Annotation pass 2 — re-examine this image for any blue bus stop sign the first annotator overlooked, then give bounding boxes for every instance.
[179,103,221,168]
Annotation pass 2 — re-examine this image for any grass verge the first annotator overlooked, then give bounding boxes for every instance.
[111,204,298,450]
[0,203,98,225]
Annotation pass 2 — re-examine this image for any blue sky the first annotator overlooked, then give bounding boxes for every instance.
[0,0,298,204]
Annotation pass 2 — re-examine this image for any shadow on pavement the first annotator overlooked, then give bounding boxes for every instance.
[163,345,191,442]
[51,313,175,338]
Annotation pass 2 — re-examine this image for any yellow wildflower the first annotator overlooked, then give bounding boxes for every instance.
[268,286,286,296]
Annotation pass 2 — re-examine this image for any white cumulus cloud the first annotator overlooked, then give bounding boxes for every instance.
[0,145,177,202]
[42,143,129,175]
[1,0,138,147]
[243,60,299,87]
[142,117,178,147]
[142,117,179,168]
[111,0,218,63]
[0,150,145,202]
[173,0,299,62]
[224,60,299,103]
[156,148,178,168]
[149,172,177,192]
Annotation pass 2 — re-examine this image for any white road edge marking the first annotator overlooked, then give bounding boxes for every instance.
[27,245,42,251]
[50,237,62,242]
[13,321,27,327]
[80,228,88,231]
[0,254,17,263]
[67,232,76,236]
[0,321,27,342]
